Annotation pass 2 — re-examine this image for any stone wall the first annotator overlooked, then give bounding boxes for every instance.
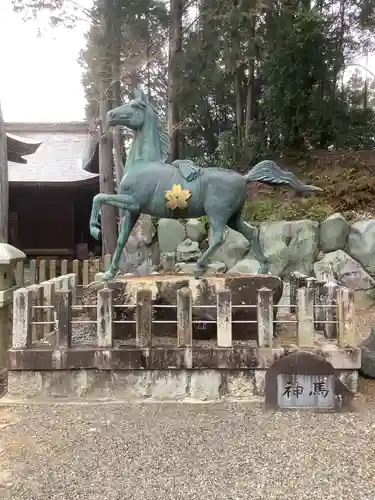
[121,213,375,301]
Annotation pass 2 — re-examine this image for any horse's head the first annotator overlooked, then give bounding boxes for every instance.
[106,84,169,163]
[107,86,148,131]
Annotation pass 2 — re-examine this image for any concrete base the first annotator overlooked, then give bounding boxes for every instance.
[6,369,359,402]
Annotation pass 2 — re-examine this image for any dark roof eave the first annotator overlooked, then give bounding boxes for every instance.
[81,135,99,172]
[6,134,42,158]
[9,176,99,188]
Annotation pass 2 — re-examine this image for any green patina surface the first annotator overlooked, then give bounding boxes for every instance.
[89,86,322,280]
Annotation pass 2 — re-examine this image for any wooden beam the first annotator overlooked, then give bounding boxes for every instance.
[0,102,8,243]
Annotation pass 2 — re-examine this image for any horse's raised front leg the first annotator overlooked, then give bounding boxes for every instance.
[103,212,139,281]
[193,217,227,278]
[89,193,139,240]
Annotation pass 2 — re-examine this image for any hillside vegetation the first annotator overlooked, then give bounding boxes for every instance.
[244,150,375,222]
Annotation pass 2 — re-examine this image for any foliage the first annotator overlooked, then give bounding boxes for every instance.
[242,197,335,222]
[198,197,335,226]
[78,0,169,119]
[198,215,210,232]
[12,0,375,172]
[177,0,375,163]
[12,0,93,28]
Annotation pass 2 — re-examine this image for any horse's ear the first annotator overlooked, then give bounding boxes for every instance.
[134,85,146,102]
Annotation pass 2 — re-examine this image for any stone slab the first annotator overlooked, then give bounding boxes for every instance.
[8,345,361,371]
[6,368,358,401]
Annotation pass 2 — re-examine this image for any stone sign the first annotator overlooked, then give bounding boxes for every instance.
[277,374,335,409]
[265,351,355,412]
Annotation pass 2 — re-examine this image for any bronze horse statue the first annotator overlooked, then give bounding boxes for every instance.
[90,88,322,280]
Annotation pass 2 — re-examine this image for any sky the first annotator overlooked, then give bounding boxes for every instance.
[0,1,90,122]
[0,1,374,123]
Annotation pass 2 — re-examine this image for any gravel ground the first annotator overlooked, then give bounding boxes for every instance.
[1,395,375,500]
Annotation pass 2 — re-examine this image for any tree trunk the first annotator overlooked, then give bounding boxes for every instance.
[231,0,245,144]
[168,0,183,161]
[364,48,369,109]
[98,0,118,255]
[234,70,243,142]
[110,32,124,198]
[145,13,152,101]
[332,0,346,103]
[0,103,8,243]
[244,14,256,142]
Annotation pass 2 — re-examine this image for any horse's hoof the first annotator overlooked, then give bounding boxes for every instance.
[103,269,116,281]
[90,227,101,241]
[193,266,205,279]
[258,264,269,275]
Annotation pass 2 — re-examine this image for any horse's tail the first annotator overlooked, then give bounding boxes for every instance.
[243,160,323,192]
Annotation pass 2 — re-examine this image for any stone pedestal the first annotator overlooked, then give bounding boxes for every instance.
[0,243,26,369]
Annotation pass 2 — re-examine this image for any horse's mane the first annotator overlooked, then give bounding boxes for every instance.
[146,101,169,163]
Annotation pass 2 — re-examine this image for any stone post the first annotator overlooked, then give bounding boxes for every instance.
[297,287,314,346]
[136,289,152,347]
[217,289,232,347]
[0,243,26,368]
[289,272,307,313]
[177,287,193,347]
[324,280,338,339]
[97,287,114,347]
[55,288,73,348]
[315,279,327,331]
[257,287,273,347]
[337,287,356,347]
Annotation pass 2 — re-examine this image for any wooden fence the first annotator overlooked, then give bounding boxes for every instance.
[15,255,112,287]
[8,272,360,372]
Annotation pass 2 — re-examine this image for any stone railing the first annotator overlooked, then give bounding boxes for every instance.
[8,273,359,372]
[0,243,26,381]
[15,255,112,287]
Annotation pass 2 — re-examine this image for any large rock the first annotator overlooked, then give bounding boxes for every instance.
[360,327,375,378]
[347,220,375,275]
[118,215,159,275]
[228,258,261,275]
[133,214,156,245]
[160,252,176,272]
[259,220,319,278]
[314,250,375,293]
[319,213,350,253]
[186,219,207,242]
[208,227,250,269]
[157,219,186,253]
[176,239,202,262]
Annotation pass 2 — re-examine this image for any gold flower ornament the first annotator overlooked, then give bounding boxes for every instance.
[165,184,192,210]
